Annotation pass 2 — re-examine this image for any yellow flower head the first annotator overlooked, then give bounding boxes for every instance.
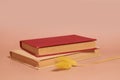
[55,61,72,70]
[55,56,78,70]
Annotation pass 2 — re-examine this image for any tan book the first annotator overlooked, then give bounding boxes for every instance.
[10,49,99,68]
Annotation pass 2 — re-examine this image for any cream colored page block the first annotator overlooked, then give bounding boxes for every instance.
[38,51,99,67]
[38,41,96,55]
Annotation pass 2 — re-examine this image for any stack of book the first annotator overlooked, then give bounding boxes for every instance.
[10,35,99,68]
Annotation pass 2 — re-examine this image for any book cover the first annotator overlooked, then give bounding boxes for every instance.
[20,35,96,48]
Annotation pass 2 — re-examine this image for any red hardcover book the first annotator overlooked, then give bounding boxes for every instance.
[20,35,97,57]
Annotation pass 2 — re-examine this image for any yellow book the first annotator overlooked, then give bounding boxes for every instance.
[10,49,99,68]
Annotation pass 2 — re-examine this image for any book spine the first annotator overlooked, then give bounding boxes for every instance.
[20,41,39,57]
[10,51,39,67]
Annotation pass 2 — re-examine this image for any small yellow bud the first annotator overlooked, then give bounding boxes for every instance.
[55,56,78,70]
[55,61,72,70]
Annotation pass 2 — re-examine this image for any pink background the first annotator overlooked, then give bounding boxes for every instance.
[0,0,120,80]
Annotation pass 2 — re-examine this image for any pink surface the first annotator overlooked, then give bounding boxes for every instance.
[0,0,120,80]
